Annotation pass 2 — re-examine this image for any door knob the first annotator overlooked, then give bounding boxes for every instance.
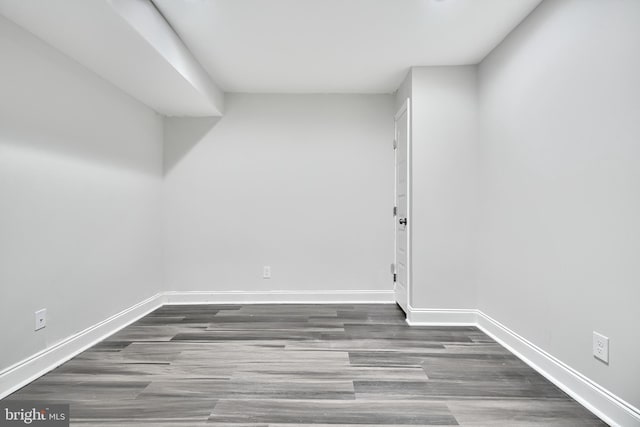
[399,218,407,226]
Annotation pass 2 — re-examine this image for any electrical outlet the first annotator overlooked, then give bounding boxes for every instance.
[593,331,609,364]
[35,309,47,331]
[263,265,271,279]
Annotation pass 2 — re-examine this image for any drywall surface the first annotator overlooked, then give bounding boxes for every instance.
[395,69,412,112]
[163,94,395,293]
[477,0,640,408]
[410,66,479,309]
[0,16,163,372]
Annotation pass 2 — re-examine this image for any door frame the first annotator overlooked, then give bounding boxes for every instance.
[393,97,411,312]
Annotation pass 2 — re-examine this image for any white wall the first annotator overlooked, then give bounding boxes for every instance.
[0,16,163,372]
[163,94,395,293]
[395,69,412,111]
[477,0,640,409]
[410,67,479,309]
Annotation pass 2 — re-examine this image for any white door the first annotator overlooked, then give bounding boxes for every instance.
[394,99,410,313]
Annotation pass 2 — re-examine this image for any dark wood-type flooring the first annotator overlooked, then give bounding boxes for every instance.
[4,304,606,426]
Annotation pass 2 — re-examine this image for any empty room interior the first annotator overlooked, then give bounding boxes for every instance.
[0,0,638,425]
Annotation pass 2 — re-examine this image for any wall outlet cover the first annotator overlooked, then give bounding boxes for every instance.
[35,308,47,331]
[263,266,271,279]
[593,331,609,364]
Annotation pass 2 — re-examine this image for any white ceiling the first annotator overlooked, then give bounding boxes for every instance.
[154,0,542,94]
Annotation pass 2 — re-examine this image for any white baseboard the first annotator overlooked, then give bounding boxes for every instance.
[164,290,396,305]
[2,292,637,427]
[0,289,393,400]
[0,293,165,400]
[476,311,640,427]
[405,306,477,326]
[406,306,639,426]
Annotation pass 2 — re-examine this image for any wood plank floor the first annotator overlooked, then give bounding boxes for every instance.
[4,304,606,426]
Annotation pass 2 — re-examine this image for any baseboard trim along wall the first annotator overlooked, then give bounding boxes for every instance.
[475,310,640,427]
[1,293,637,427]
[405,306,477,326]
[0,289,393,400]
[404,305,640,427]
[0,292,166,400]
[164,290,396,304]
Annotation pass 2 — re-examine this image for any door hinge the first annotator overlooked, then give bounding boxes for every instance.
[393,119,398,149]
[393,273,397,282]
[393,206,397,216]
